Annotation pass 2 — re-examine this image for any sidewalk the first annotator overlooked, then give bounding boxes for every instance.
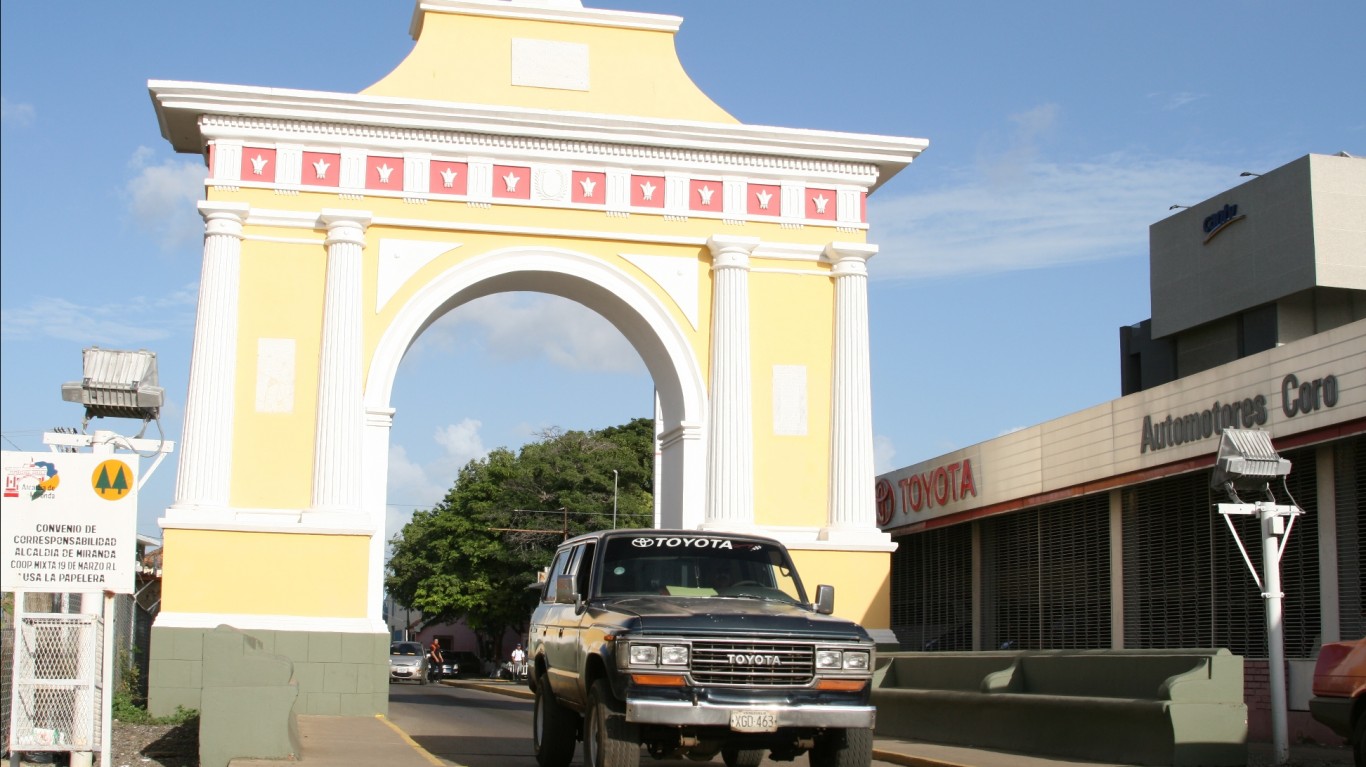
[228,680,1356,767]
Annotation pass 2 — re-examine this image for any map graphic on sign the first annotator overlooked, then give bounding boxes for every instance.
[3,459,60,501]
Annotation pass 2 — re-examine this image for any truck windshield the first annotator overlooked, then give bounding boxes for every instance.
[598,535,805,604]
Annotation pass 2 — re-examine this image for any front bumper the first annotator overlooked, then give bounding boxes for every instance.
[1307,696,1355,738]
[626,698,875,729]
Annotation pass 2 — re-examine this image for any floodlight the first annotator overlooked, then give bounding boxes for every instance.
[61,347,164,424]
[1210,428,1290,501]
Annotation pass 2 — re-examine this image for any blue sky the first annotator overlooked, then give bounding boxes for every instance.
[3,1,1363,541]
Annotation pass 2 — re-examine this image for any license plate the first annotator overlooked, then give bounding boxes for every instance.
[730,710,778,733]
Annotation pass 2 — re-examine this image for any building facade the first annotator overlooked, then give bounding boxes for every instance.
[877,153,1365,742]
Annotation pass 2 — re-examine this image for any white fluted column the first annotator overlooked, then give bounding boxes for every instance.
[172,202,249,511]
[703,235,759,529]
[822,242,888,543]
[312,210,372,513]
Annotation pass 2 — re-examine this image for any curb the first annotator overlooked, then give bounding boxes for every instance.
[376,714,447,767]
[871,749,971,767]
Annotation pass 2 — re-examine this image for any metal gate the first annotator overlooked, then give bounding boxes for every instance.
[8,613,103,752]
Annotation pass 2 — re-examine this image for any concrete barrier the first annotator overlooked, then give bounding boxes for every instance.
[199,625,301,767]
[872,649,1247,766]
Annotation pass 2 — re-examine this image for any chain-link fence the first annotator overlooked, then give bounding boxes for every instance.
[10,612,104,752]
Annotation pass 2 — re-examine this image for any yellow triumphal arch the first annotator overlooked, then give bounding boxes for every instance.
[147,0,926,716]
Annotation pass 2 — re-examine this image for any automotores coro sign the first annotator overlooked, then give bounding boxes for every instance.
[1,451,139,594]
[877,453,980,529]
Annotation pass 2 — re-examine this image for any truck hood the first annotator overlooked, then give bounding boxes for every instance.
[593,596,870,641]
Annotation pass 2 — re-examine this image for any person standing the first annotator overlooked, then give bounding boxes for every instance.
[511,643,527,680]
[428,638,444,681]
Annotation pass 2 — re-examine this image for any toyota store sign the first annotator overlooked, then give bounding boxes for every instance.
[2,451,139,594]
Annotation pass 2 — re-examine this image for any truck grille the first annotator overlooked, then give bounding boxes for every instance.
[690,641,814,686]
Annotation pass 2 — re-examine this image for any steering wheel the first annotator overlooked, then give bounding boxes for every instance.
[730,580,760,588]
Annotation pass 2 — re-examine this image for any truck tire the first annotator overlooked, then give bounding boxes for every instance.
[721,745,765,767]
[533,683,578,767]
[584,679,639,767]
[809,728,872,767]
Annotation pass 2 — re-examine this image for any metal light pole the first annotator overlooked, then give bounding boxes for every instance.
[1211,429,1299,766]
[612,470,619,529]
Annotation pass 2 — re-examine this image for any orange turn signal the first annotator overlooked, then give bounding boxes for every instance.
[631,674,687,687]
[815,679,868,692]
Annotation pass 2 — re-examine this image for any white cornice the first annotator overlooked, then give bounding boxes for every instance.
[410,0,683,38]
[149,81,928,192]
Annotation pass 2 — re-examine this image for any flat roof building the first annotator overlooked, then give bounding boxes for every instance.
[877,152,1365,744]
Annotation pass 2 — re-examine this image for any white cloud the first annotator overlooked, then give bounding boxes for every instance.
[385,420,492,543]
[873,434,897,474]
[1,96,35,127]
[869,152,1232,280]
[124,148,206,252]
[0,283,198,345]
[1150,91,1206,111]
[432,418,489,474]
[427,293,646,374]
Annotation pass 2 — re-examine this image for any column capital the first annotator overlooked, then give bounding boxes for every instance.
[825,242,878,276]
[198,201,249,237]
[320,209,373,248]
[706,234,760,270]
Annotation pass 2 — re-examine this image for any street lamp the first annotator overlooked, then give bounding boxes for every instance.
[60,347,164,430]
[1169,204,1190,210]
[612,470,619,529]
[1239,171,1262,178]
[1211,428,1299,766]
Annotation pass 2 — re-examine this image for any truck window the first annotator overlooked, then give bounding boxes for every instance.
[543,547,573,603]
[598,535,805,603]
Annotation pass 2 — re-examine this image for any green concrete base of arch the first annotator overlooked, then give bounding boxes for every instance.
[147,625,391,718]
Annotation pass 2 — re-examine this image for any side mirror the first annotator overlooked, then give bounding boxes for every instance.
[554,575,578,605]
[815,584,835,615]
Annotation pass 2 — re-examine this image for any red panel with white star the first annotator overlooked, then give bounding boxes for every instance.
[242,148,277,184]
[747,184,780,217]
[690,179,722,212]
[572,171,607,204]
[367,156,403,192]
[806,188,837,221]
[302,152,340,187]
[430,161,468,196]
[493,165,531,200]
[632,175,665,208]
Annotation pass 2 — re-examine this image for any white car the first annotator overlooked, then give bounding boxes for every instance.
[389,641,430,684]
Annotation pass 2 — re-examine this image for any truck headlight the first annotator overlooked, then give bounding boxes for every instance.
[816,650,871,671]
[660,645,689,666]
[842,651,870,670]
[628,643,688,667]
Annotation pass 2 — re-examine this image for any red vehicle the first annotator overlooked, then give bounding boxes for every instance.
[1309,638,1366,766]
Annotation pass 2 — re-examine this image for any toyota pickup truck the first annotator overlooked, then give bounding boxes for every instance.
[528,529,876,767]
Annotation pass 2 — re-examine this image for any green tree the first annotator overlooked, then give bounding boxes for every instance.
[385,418,655,657]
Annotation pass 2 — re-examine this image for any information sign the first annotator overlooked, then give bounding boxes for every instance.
[1,451,139,594]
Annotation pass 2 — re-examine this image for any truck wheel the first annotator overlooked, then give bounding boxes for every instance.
[809,728,872,767]
[721,745,765,767]
[533,684,578,767]
[584,679,639,767]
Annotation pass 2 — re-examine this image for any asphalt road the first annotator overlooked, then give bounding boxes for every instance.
[385,682,901,767]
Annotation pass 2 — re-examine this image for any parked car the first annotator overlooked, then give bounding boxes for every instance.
[1308,637,1365,766]
[449,651,486,678]
[389,641,430,685]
